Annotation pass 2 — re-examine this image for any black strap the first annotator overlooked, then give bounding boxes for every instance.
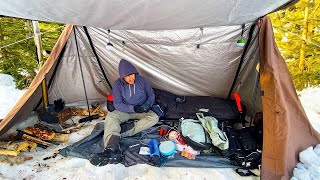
[227,22,257,100]
[235,168,258,177]
[74,27,91,118]
[241,24,245,37]
[83,26,112,90]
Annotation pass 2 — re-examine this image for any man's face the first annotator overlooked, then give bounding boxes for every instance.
[124,74,135,84]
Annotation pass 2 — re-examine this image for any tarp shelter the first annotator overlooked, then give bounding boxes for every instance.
[0,0,319,179]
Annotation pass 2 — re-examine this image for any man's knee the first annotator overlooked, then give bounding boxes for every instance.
[149,111,159,124]
[105,111,120,123]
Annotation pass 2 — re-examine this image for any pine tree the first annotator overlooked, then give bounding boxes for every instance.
[269,0,320,90]
[0,17,37,89]
[0,17,63,89]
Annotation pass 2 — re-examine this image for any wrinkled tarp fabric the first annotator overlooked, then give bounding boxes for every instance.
[0,0,292,30]
[259,17,320,179]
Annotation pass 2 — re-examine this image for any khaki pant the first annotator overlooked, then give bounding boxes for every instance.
[103,110,159,148]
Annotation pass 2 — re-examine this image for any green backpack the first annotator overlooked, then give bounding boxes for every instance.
[180,113,229,151]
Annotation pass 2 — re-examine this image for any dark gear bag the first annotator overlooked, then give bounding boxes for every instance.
[226,127,262,169]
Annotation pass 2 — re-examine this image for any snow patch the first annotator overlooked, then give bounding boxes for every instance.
[292,145,320,180]
[0,73,26,119]
[298,87,320,133]
[298,87,320,113]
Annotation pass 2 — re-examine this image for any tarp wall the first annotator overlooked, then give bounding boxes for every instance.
[259,17,320,180]
[49,24,261,112]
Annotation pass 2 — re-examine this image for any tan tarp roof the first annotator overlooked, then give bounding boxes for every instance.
[259,17,320,179]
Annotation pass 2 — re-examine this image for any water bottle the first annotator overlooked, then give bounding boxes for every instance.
[148,139,160,166]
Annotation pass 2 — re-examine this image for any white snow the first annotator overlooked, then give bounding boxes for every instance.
[0,74,26,119]
[298,88,320,133]
[292,145,320,180]
[292,88,320,180]
[0,73,320,179]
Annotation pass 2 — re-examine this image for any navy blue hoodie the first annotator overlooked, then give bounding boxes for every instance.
[113,59,155,113]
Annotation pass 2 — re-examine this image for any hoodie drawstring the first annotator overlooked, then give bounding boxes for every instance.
[129,84,136,97]
[134,84,136,95]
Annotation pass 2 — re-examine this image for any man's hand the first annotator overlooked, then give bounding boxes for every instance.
[107,100,115,112]
[134,105,149,113]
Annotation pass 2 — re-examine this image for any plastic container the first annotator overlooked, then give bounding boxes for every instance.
[168,130,186,145]
[159,141,175,157]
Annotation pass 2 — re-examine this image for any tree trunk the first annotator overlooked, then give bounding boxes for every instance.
[299,5,309,72]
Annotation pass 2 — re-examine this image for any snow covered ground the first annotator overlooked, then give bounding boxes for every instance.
[298,88,320,133]
[293,89,320,180]
[0,74,26,120]
[0,73,319,180]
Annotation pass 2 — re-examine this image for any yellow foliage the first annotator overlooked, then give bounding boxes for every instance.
[269,0,320,90]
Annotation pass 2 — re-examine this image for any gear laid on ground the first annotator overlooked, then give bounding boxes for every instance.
[89,148,123,166]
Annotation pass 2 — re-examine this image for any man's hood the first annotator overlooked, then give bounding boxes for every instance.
[118,59,139,79]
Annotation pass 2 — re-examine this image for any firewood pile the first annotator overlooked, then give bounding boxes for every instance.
[0,126,70,164]
[0,101,107,164]
[67,105,107,118]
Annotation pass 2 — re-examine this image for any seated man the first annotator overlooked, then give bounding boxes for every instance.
[90,59,159,166]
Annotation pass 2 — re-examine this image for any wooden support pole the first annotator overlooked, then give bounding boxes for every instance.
[32,21,49,108]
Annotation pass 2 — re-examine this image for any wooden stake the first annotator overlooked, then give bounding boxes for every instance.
[32,21,49,108]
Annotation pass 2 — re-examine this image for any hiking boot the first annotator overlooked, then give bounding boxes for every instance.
[89,148,123,166]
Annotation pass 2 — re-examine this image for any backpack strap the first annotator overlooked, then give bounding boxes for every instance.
[235,168,258,177]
